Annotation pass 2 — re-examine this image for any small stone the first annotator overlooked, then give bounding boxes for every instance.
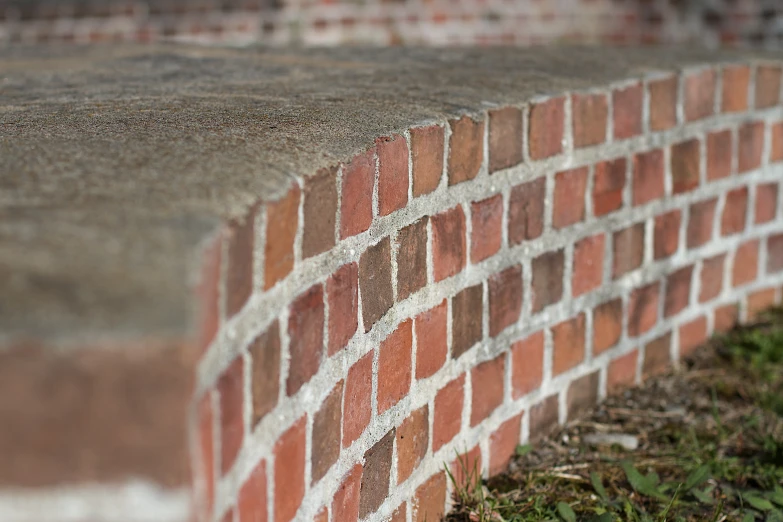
[583,432,639,451]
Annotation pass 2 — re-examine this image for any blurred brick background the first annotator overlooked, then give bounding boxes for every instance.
[1,0,782,48]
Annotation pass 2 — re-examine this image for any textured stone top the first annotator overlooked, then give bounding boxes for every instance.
[0,44,776,342]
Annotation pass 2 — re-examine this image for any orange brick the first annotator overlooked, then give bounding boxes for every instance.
[412,472,446,522]
[553,167,588,228]
[377,320,413,413]
[607,350,638,391]
[732,239,759,287]
[489,414,522,476]
[747,288,777,320]
[340,148,375,239]
[238,460,267,522]
[721,65,750,113]
[471,194,503,263]
[327,263,358,356]
[654,209,681,260]
[343,352,372,448]
[396,405,428,484]
[448,115,484,185]
[572,92,608,148]
[511,331,544,399]
[613,82,643,140]
[738,121,764,173]
[628,282,660,337]
[332,464,362,522]
[449,446,482,493]
[593,157,626,216]
[771,122,783,163]
[410,125,444,197]
[414,300,448,380]
[265,185,300,290]
[684,68,716,121]
[593,298,622,354]
[706,130,732,181]
[572,233,605,297]
[721,187,748,236]
[755,183,779,224]
[433,375,464,451]
[489,106,523,172]
[377,135,409,216]
[649,75,678,131]
[633,149,665,206]
[755,64,782,108]
[679,316,707,356]
[274,416,306,522]
[552,313,586,375]
[528,96,565,160]
[470,355,505,427]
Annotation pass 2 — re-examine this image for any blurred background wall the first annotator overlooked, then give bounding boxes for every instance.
[0,0,781,47]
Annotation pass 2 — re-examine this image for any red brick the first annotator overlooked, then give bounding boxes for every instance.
[687,198,717,249]
[412,472,446,522]
[303,167,337,258]
[250,321,281,426]
[313,506,327,522]
[238,459,267,522]
[511,331,544,399]
[489,106,523,172]
[706,130,733,181]
[431,205,466,281]
[593,298,622,355]
[377,135,409,216]
[529,394,559,439]
[226,208,256,317]
[265,185,300,289]
[679,316,707,357]
[332,464,362,522]
[566,370,600,420]
[311,381,342,484]
[722,65,750,113]
[508,177,546,244]
[755,183,779,224]
[396,217,428,301]
[671,139,701,194]
[755,65,782,108]
[769,234,783,273]
[613,223,644,278]
[274,416,306,522]
[222,509,235,522]
[198,394,215,514]
[572,92,608,148]
[721,187,748,236]
[414,300,447,379]
[448,115,484,185]
[628,282,660,337]
[573,233,605,297]
[699,253,726,303]
[613,82,643,140]
[489,265,523,337]
[489,414,522,476]
[738,121,764,173]
[340,149,374,239]
[633,149,665,206]
[553,167,587,228]
[219,357,244,475]
[411,125,444,197]
[452,284,483,358]
[531,249,564,312]
[528,96,565,160]
[664,265,693,318]
[198,234,222,354]
[449,446,482,493]
[607,350,638,391]
[649,75,678,131]
[327,263,358,356]
[359,428,395,518]
[593,157,626,216]
[771,122,783,163]
[359,237,394,332]
[433,375,464,451]
[684,68,716,121]
[389,504,406,522]
[287,285,324,396]
[396,405,428,484]
[732,239,759,287]
[552,313,585,375]
[748,288,777,320]
[714,304,738,333]
[643,333,671,378]
[654,210,681,260]
[378,320,413,413]
[471,194,503,263]
[470,354,505,426]
[343,352,372,448]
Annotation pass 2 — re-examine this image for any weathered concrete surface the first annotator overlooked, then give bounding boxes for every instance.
[1,44,778,341]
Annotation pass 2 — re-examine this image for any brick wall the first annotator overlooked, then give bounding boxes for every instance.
[2,0,782,47]
[193,59,783,522]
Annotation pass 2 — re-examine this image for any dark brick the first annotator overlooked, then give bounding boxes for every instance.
[553,167,588,228]
[649,75,678,131]
[699,253,726,303]
[508,177,546,244]
[327,263,359,356]
[452,284,483,358]
[488,265,523,337]
[593,298,623,354]
[706,129,732,181]
[359,238,394,332]
[226,207,256,317]
[432,206,466,282]
[721,187,748,236]
[755,65,782,108]
[552,313,586,375]
[671,139,701,194]
[396,217,428,301]
[471,194,503,263]
[311,381,343,484]
[287,284,324,396]
[664,265,693,318]
[755,183,779,224]
[613,223,645,278]
[687,199,717,249]
[768,234,783,273]
[680,316,708,356]
[340,148,375,239]
[722,65,750,113]
[613,82,643,140]
[489,106,523,172]
[643,332,671,378]
[628,282,660,337]
[531,249,564,313]
[219,357,244,475]
[654,209,681,260]
[684,68,716,121]
[528,96,565,160]
[411,125,444,197]
[593,157,626,216]
[250,321,281,426]
[414,300,448,379]
[572,92,608,148]
[377,320,413,413]
[529,394,559,439]
[566,370,600,420]
[738,121,764,173]
[359,429,396,518]
[771,122,783,163]
[732,240,759,287]
[303,167,337,258]
[448,115,484,185]
[608,350,638,391]
[377,135,409,216]
[343,352,372,448]
[633,149,665,205]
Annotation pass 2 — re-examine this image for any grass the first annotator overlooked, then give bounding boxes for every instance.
[446,306,783,522]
